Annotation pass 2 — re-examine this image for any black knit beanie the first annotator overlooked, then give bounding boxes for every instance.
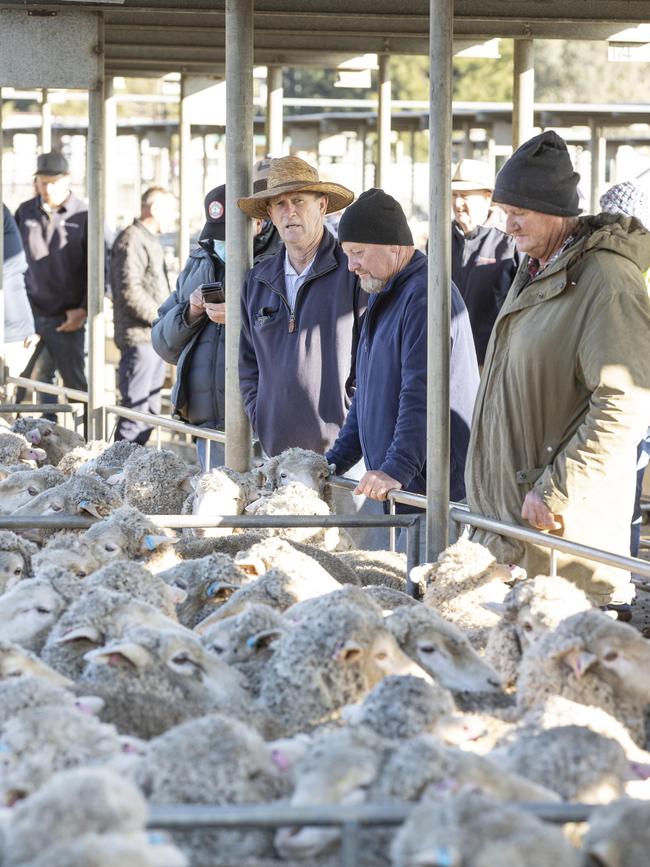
[492,131,581,217]
[338,188,414,245]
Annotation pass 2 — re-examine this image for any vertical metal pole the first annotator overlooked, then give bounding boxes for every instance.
[360,125,367,189]
[225,0,253,472]
[590,120,606,214]
[512,39,535,149]
[0,90,5,387]
[340,822,360,867]
[178,75,191,266]
[205,437,211,470]
[426,0,452,562]
[87,15,106,440]
[550,547,558,577]
[266,65,284,156]
[406,517,422,597]
[104,77,118,234]
[462,119,472,158]
[376,53,391,188]
[389,496,396,553]
[410,128,417,216]
[486,128,496,177]
[41,89,52,153]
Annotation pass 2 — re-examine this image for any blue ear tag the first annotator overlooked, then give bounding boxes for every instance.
[144,535,157,551]
[206,581,221,598]
[147,831,166,845]
[0,742,10,753]
[434,845,456,867]
[246,636,258,648]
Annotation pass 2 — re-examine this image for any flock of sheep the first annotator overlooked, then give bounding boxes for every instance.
[0,417,649,865]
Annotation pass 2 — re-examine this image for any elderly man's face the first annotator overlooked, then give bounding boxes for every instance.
[341,242,401,293]
[502,204,568,262]
[452,190,491,235]
[267,192,327,248]
[35,174,70,209]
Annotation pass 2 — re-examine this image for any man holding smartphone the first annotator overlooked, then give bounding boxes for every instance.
[153,179,281,468]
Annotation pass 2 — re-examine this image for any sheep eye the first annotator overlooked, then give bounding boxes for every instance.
[76,570,87,579]
[211,644,225,655]
[35,607,51,615]
[104,543,119,553]
[374,651,388,661]
[522,622,534,632]
[603,651,619,662]
[419,644,436,654]
[173,579,188,592]
[6,670,21,678]
[50,503,63,513]
[42,430,51,437]
[279,472,288,480]
[27,487,39,496]
[13,567,22,576]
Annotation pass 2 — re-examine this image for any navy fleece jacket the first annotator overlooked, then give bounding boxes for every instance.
[326,250,479,501]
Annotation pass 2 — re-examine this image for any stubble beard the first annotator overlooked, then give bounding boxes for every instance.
[359,274,385,294]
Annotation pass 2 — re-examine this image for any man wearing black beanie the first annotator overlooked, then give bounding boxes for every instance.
[465,130,650,608]
[326,189,479,505]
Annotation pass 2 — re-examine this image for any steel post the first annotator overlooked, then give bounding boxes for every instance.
[104,77,118,233]
[376,53,391,188]
[40,89,52,153]
[405,516,422,597]
[225,0,253,471]
[266,65,284,156]
[87,19,106,440]
[0,90,4,386]
[590,120,606,214]
[426,0,453,562]
[178,74,192,265]
[512,38,535,149]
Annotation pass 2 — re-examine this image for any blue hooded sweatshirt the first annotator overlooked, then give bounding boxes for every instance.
[326,250,479,501]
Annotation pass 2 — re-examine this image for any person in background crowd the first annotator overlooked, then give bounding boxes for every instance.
[466,131,650,608]
[110,186,177,444]
[14,152,89,408]
[2,204,37,379]
[600,179,650,559]
[326,188,479,506]
[450,159,519,367]
[152,168,282,470]
[237,155,365,458]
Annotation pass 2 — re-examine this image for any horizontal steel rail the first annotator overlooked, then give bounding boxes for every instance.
[146,800,593,830]
[0,403,76,414]
[6,375,89,403]
[103,402,226,445]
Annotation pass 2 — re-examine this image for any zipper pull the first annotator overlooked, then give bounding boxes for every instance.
[288,315,296,333]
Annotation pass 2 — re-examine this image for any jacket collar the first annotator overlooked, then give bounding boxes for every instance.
[253,226,339,289]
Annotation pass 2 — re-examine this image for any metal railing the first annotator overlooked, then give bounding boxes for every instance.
[146,801,594,867]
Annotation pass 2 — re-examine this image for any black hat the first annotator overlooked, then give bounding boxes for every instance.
[492,131,581,217]
[338,188,413,245]
[200,184,226,242]
[35,152,69,176]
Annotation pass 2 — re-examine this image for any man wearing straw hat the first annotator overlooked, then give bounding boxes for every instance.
[238,156,365,457]
[450,158,519,366]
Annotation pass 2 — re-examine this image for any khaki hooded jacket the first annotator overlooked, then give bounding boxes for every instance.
[465,214,650,604]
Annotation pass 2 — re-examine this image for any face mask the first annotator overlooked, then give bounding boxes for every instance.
[213,239,226,262]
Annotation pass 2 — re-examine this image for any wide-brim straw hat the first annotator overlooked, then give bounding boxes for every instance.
[451,158,494,192]
[237,155,354,219]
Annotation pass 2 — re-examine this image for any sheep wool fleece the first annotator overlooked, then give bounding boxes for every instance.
[465,214,650,604]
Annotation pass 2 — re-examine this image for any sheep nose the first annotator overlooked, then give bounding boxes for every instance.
[487,678,501,689]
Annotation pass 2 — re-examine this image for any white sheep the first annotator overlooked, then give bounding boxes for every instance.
[118,448,194,515]
[0,578,70,653]
[335,549,408,592]
[32,531,104,580]
[83,560,183,619]
[0,530,38,591]
[583,799,650,867]
[159,553,250,629]
[0,466,66,514]
[245,481,345,550]
[414,536,525,648]
[259,447,333,504]
[56,439,111,476]
[182,466,260,538]
[11,417,85,466]
[82,505,180,573]
[0,642,73,687]
[390,792,581,867]
[0,432,46,466]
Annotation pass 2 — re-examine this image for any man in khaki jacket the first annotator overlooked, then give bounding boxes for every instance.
[465,130,650,605]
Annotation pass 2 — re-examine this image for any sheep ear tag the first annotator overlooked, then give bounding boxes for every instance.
[407,844,462,867]
[142,534,173,552]
[78,500,103,519]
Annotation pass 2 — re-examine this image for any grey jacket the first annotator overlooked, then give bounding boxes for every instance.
[152,245,224,426]
[110,220,171,350]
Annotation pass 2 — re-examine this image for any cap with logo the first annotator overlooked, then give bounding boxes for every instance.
[201,184,226,242]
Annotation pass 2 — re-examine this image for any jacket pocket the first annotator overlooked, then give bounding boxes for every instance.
[515,467,545,486]
[254,306,279,329]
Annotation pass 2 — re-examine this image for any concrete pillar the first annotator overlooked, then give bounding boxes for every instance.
[224,0,253,471]
[87,58,106,440]
[590,120,606,214]
[266,65,283,156]
[178,75,192,265]
[104,77,118,233]
[427,0,453,561]
[40,88,52,153]
[512,38,535,149]
[376,53,391,188]
[0,91,5,385]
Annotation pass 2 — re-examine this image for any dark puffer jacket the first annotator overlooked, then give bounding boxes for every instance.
[110,220,171,350]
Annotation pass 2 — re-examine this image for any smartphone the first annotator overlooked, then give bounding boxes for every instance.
[200,281,225,304]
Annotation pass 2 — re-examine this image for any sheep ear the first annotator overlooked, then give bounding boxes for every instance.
[179,476,195,494]
[340,702,364,725]
[266,734,311,772]
[141,534,174,553]
[106,472,123,486]
[327,463,337,475]
[74,695,105,716]
[245,497,266,514]
[234,554,267,577]
[559,647,598,678]
[26,428,41,444]
[85,641,150,669]
[247,628,283,651]
[56,625,103,645]
[586,840,621,867]
[78,499,103,519]
[168,584,188,605]
[333,639,363,663]
[482,601,506,616]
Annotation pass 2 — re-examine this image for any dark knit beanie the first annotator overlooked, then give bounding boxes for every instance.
[492,131,581,217]
[338,188,414,245]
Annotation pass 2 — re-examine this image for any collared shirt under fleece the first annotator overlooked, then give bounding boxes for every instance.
[239,228,365,457]
[326,250,479,501]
